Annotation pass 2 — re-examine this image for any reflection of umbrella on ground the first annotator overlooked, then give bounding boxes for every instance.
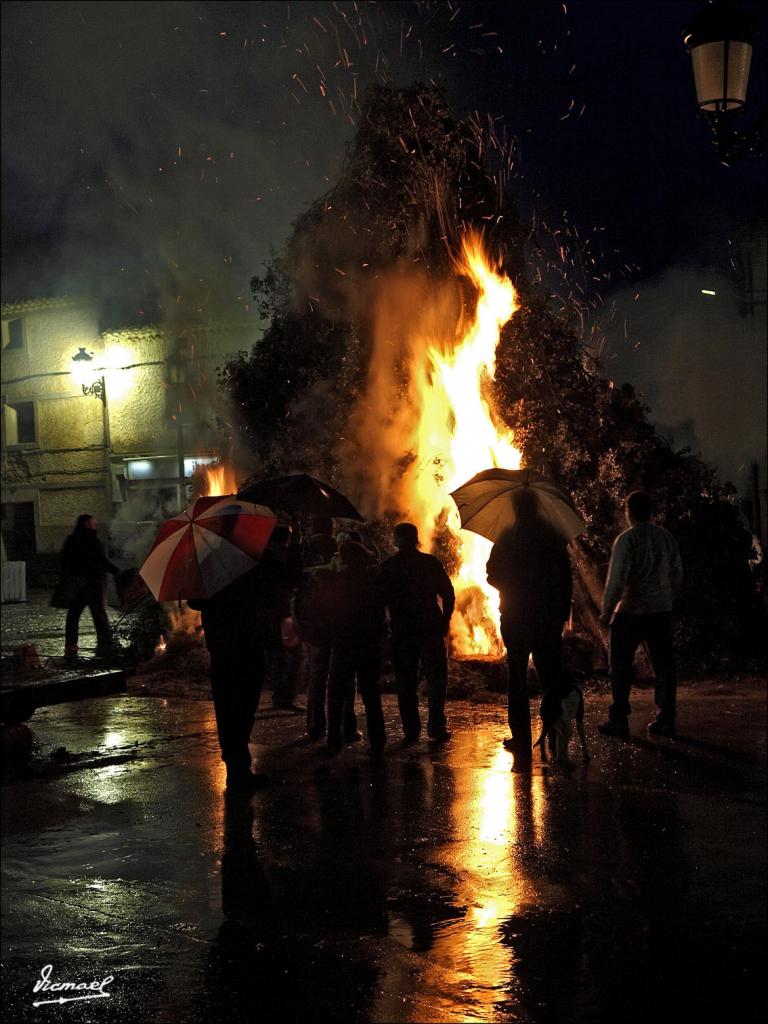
[139,496,277,602]
[237,473,363,521]
[449,468,586,544]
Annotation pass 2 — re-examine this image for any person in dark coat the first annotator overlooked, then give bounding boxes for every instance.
[486,487,573,770]
[303,515,338,567]
[379,523,455,742]
[296,515,359,741]
[60,514,119,658]
[262,526,304,711]
[325,541,387,756]
[189,524,297,791]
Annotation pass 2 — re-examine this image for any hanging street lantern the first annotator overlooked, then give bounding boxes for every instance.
[683,1,764,165]
[71,346,106,403]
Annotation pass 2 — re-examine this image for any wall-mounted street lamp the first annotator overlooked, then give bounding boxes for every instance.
[72,346,113,507]
[71,346,106,403]
[683,1,765,165]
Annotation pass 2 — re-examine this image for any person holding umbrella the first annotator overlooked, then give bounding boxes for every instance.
[140,496,277,791]
[235,477,366,742]
[450,469,584,772]
[188,565,274,790]
[485,487,573,770]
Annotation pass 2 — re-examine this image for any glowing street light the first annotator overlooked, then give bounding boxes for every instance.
[72,346,113,507]
[71,347,106,403]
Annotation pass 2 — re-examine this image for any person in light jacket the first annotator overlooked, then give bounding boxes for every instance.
[598,490,684,739]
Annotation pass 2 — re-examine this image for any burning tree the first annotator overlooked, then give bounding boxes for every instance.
[221,84,761,673]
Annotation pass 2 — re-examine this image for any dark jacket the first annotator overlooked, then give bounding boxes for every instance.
[60,528,119,586]
[303,533,337,568]
[189,567,272,652]
[258,541,303,621]
[486,523,572,625]
[379,548,455,638]
[190,544,301,652]
[294,567,334,647]
[325,564,385,647]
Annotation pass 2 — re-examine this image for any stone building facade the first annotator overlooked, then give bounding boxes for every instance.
[1,297,259,561]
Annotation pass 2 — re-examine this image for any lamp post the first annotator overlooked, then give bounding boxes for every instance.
[683,1,765,165]
[71,347,113,509]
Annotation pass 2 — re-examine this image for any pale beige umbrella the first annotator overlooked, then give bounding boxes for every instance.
[449,468,586,544]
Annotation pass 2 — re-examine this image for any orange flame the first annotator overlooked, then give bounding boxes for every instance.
[345,232,520,658]
[196,462,239,497]
[411,234,520,657]
[167,604,201,633]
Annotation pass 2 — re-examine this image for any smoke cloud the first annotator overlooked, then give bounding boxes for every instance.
[599,262,767,492]
[4,1,765,502]
[1,1,466,327]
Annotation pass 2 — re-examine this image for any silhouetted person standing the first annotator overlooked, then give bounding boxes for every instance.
[296,516,356,740]
[486,488,573,770]
[190,524,297,790]
[60,514,119,659]
[263,526,304,711]
[380,523,455,742]
[598,490,683,739]
[325,541,387,757]
[298,517,336,738]
[190,567,270,790]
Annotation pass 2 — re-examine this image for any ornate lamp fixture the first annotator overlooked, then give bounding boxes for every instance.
[71,347,106,403]
[683,0,765,164]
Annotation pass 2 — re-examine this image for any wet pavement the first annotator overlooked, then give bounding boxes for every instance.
[1,681,766,1023]
[1,591,125,663]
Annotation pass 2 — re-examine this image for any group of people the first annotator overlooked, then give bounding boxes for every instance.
[58,486,683,788]
[188,517,456,788]
[487,487,682,770]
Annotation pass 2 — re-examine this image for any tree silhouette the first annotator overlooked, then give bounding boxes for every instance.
[221,84,762,672]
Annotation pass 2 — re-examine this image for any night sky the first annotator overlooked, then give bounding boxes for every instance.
[2,1,766,487]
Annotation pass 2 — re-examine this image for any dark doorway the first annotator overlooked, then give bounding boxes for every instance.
[1,502,37,559]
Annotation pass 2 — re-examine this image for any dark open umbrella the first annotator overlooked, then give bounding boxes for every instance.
[237,473,364,521]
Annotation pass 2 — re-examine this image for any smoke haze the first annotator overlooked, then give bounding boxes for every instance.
[600,263,767,491]
[3,1,766,497]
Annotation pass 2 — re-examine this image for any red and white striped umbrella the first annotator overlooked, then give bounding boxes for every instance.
[139,495,277,602]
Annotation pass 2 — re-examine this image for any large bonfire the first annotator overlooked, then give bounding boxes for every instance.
[415,235,521,657]
[201,228,522,659]
[219,83,760,675]
[353,232,522,658]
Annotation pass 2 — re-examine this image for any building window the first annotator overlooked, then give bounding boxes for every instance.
[0,501,37,558]
[2,401,37,445]
[1,318,25,351]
